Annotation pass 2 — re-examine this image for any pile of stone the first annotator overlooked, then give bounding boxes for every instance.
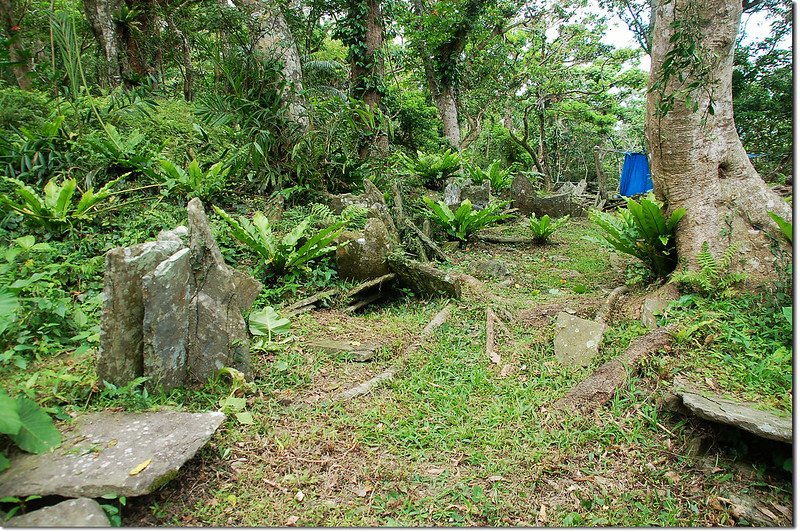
[98,198,261,392]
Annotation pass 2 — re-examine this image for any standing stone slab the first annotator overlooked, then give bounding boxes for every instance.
[674,382,792,443]
[4,498,110,527]
[510,174,538,215]
[335,218,393,281]
[142,248,191,392]
[186,199,261,382]
[461,179,492,210]
[553,312,606,367]
[98,240,183,386]
[444,181,462,210]
[0,411,225,499]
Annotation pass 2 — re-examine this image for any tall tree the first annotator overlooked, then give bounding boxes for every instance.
[234,0,308,126]
[0,0,32,89]
[646,0,791,284]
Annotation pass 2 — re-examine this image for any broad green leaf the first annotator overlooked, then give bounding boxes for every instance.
[235,412,254,425]
[10,396,61,454]
[249,306,291,337]
[0,392,22,435]
[14,235,36,249]
[53,179,77,218]
[767,211,793,242]
[220,396,246,412]
[0,452,9,472]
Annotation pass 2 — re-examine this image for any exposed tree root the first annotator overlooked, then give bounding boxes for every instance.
[552,327,672,412]
[595,285,630,324]
[328,304,452,403]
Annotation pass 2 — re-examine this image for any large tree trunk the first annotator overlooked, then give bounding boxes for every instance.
[0,0,32,89]
[434,85,460,148]
[646,0,791,284]
[236,0,308,127]
[83,0,125,87]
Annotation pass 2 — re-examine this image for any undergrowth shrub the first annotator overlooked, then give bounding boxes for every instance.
[588,193,685,280]
[423,198,511,244]
[213,206,345,282]
[529,213,569,245]
[465,160,512,191]
[399,149,461,189]
[670,242,745,298]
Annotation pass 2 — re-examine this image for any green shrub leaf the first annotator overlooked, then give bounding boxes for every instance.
[10,396,62,454]
[0,392,22,435]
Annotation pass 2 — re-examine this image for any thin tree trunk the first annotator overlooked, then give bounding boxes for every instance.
[0,0,32,89]
[83,0,125,87]
[646,0,791,284]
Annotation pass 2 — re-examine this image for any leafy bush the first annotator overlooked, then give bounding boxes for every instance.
[83,125,154,174]
[529,213,569,244]
[0,235,100,369]
[670,242,745,298]
[0,88,50,133]
[1,176,121,234]
[0,390,62,472]
[589,193,685,279]
[423,198,511,244]
[0,114,73,185]
[150,158,229,200]
[213,207,345,281]
[249,306,291,350]
[399,149,461,189]
[465,160,512,191]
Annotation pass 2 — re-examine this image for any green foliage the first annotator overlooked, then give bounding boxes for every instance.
[767,211,792,242]
[249,306,291,349]
[670,242,745,298]
[151,158,229,200]
[84,124,153,173]
[398,149,461,189]
[588,194,685,279]
[0,88,49,133]
[213,207,345,281]
[1,175,121,234]
[0,113,72,185]
[465,160,512,191]
[666,291,792,411]
[0,391,62,472]
[529,213,569,245]
[423,198,511,243]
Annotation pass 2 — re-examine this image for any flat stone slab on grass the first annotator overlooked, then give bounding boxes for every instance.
[307,339,382,362]
[675,382,792,443]
[0,411,225,499]
[4,498,110,527]
[553,312,606,367]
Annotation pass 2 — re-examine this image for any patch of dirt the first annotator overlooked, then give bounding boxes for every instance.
[518,295,604,329]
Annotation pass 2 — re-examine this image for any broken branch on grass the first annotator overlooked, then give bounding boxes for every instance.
[486,307,500,365]
[328,304,453,403]
[404,219,449,263]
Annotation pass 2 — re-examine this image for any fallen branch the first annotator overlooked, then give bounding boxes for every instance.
[284,288,340,312]
[552,328,672,412]
[343,273,397,300]
[329,304,452,402]
[345,291,386,313]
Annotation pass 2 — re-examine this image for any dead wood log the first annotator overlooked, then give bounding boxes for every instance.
[595,285,630,324]
[283,304,317,318]
[329,304,452,402]
[552,328,672,412]
[345,291,386,313]
[284,288,340,312]
[404,219,449,262]
[343,273,396,299]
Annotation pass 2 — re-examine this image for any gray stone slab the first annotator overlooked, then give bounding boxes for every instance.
[335,218,393,281]
[0,411,225,499]
[4,498,110,527]
[641,284,680,329]
[98,240,183,387]
[676,387,792,443]
[142,248,191,392]
[553,312,606,367]
[388,256,462,299]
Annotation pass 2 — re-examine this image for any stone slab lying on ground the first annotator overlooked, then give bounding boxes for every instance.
[674,381,792,443]
[306,339,382,362]
[0,411,225,499]
[3,498,110,527]
[553,312,606,367]
[388,256,462,299]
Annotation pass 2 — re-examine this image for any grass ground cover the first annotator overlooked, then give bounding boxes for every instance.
[1,210,789,526]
